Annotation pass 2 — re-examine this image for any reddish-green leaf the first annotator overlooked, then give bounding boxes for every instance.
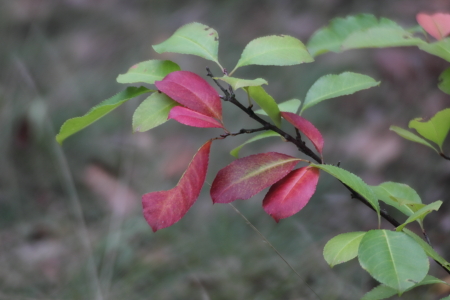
[168,106,224,129]
[281,112,324,155]
[211,153,303,204]
[142,140,212,232]
[417,13,450,40]
[155,71,222,120]
[263,167,319,222]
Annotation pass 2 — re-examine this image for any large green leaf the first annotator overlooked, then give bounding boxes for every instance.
[301,72,379,114]
[255,99,302,116]
[358,230,429,294]
[116,60,180,84]
[323,232,366,267]
[438,68,450,94]
[153,22,222,68]
[310,164,380,218]
[419,38,450,62]
[245,86,281,127]
[409,108,450,151]
[389,126,439,153]
[371,181,421,217]
[396,200,442,231]
[230,131,280,158]
[231,35,313,74]
[132,92,178,132]
[56,86,151,144]
[216,76,268,90]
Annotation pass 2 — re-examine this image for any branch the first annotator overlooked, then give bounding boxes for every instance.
[440,152,450,161]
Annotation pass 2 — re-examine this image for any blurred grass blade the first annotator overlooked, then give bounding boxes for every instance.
[389,126,439,152]
[132,92,178,132]
[116,60,180,84]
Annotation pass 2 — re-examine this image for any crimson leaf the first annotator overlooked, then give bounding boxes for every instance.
[281,112,324,155]
[169,106,224,129]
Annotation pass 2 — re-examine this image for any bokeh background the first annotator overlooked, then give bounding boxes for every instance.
[1,0,450,299]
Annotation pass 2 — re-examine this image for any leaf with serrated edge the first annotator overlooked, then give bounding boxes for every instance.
[301,72,379,113]
[371,181,421,217]
[358,230,429,294]
[417,13,450,40]
[117,60,180,84]
[153,23,221,68]
[231,35,313,74]
[211,152,303,204]
[409,108,450,150]
[142,140,211,232]
[155,71,222,120]
[216,76,268,90]
[281,112,324,155]
[245,86,281,127]
[419,39,450,62]
[323,232,366,267]
[255,99,302,116]
[56,86,152,144]
[263,167,319,222]
[396,200,442,231]
[230,131,280,158]
[439,68,450,95]
[342,27,425,49]
[168,106,224,129]
[389,126,439,153]
[132,93,178,133]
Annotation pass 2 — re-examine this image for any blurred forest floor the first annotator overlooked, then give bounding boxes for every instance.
[1,0,450,299]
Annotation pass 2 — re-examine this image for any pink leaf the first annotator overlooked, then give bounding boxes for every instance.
[417,13,450,40]
[210,152,302,204]
[168,106,224,128]
[263,167,319,222]
[142,140,212,232]
[155,71,222,120]
[281,112,324,155]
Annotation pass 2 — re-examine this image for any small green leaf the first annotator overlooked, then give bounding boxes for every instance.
[323,232,366,267]
[132,92,178,132]
[230,131,280,158]
[440,296,450,300]
[301,72,379,114]
[311,164,380,219]
[419,38,450,62]
[371,181,421,217]
[439,68,450,94]
[245,86,281,127]
[231,35,313,74]
[358,230,429,294]
[389,126,439,153]
[255,99,302,116]
[216,76,268,90]
[409,108,450,150]
[116,60,180,85]
[56,86,152,144]
[396,200,442,231]
[153,23,222,68]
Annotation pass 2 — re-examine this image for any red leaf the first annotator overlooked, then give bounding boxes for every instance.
[155,71,222,120]
[211,152,302,203]
[168,106,224,128]
[263,167,319,222]
[142,140,212,232]
[417,13,450,40]
[281,112,324,155]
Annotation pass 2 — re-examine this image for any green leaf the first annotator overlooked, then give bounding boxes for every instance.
[439,68,450,94]
[56,86,152,144]
[358,230,429,294]
[231,35,313,74]
[440,296,450,300]
[230,131,280,158]
[216,76,268,90]
[323,232,366,267]
[255,99,302,116]
[396,200,442,231]
[116,60,180,85]
[419,38,450,62]
[310,164,380,219]
[153,22,222,68]
[245,86,281,127]
[403,228,450,272]
[409,108,450,150]
[389,126,439,153]
[132,92,178,133]
[301,72,379,113]
[371,181,421,217]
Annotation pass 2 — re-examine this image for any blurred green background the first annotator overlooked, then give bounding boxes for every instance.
[1,0,450,299]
